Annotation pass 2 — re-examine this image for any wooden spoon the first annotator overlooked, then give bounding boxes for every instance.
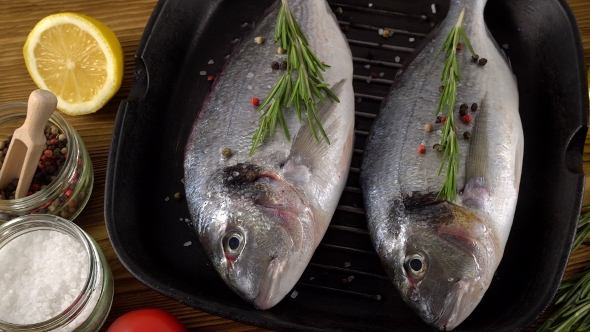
[0,89,58,199]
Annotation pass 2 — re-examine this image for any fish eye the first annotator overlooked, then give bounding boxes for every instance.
[223,231,245,257]
[405,253,427,278]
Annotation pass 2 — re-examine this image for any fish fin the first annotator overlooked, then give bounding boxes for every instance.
[514,130,524,190]
[284,79,345,175]
[462,94,491,208]
[402,192,440,210]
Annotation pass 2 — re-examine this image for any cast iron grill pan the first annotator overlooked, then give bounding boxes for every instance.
[105,0,588,331]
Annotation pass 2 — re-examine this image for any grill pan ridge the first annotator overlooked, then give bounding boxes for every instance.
[105,0,588,331]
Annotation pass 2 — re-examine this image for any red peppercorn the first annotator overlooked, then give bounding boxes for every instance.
[462,115,473,124]
[457,42,463,51]
[49,138,57,145]
[418,145,427,154]
[38,161,45,170]
[207,75,215,81]
[27,191,33,196]
[43,150,52,158]
[65,189,73,197]
[441,116,447,124]
[250,97,260,106]
[31,183,40,191]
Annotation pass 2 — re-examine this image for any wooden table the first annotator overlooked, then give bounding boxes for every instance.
[0,0,588,331]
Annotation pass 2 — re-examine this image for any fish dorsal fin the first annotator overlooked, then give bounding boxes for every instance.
[283,79,345,173]
[462,94,491,208]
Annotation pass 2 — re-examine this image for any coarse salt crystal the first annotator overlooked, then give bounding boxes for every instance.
[366,77,372,83]
[348,276,355,282]
[368,3,373,7]
[165,196,170,202]
[378,28,384,36]
[395,56,401,63]
[344,262,351,268]
[502,43,509,49]
[183,241,192,247]
[0,230,89,325]
[409,37,415,42]
[379,72,385,77]
[364,64,370,69]
[431,4,437,14]
[247,85,252,90]
[356,97,363,103]
[246,72,254,78]
[291,290,299,298]
[208,59,214,65]
[199,71,207,76]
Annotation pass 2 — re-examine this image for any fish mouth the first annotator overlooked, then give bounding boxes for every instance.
[431,279,474,331]
[252,256,282,310]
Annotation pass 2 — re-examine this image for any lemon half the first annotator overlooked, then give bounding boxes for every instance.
[23,13,123,115]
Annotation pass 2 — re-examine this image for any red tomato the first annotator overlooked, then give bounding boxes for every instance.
[107,309,187,332]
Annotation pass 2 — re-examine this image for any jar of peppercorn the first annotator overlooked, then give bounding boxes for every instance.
[0,102,93,222]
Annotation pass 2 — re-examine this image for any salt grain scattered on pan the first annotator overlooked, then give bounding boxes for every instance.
[224,54,230,59]
[395,56,401,63]
[368,3,373,7]
[431,4,437,14]
[199,71,207,76]
[185,218,190,223]
[348,276,355,282]
[291,290,299,298]
[183,241,192,247]
[267,85,272,89]
[246,72,254,78]
[180,178,185,184]
[364,64,370,69]
[344,262,351,268]
[378,28,384,36]
[165,196,170,202]
[366,77,372,83]
[208,59,214,65]
[379,72,385,77]
[409,37,415,42]
[231,38,240,44]
[247,85,252,90]
[179,217,183,221]
[310,276,315,281]
[502,43,509,49]
[356,97,363,103]
[241,22,249,28]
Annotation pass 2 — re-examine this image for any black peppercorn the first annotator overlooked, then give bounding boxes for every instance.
[472,54,480,62]
[463,131,471,140]
[280,61,287,70]
[478,58,488,66]
[271,61,279,70]
[471,103,478,112]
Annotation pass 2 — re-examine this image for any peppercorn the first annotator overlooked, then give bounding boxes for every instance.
[441,116,447,124]
[463,131,471,139]
[457,42,463,51]
[280,61,288,70]
[424,123,433,132]
[271,61,280,70]
[221,147,233,158]
[471,103,478,112]
[436,115,443,123]
[207,75,215,81]
[174,192,182,200]
[277,47,286,54]
[439,85,445,93]
[418,145,427,154]
[433,143,441,151]
[335,7,343,15]
[472,54,480,62]
[459,108,467,116]
[382,29,391,38]
[250,97,260,106]
[254,36,264,44]
[478,58,488,66]
[462,115,473,124]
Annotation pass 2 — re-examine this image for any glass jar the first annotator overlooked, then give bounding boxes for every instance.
[0,102,93,222]
[0,214,113,331]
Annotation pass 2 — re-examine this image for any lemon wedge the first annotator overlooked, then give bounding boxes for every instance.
[23,13,123,115]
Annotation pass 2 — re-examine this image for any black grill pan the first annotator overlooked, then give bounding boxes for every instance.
[105,0,588,331]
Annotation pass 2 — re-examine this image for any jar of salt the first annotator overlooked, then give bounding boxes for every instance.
[0,214,113,331]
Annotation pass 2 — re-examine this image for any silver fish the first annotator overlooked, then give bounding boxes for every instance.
[183,0,354,310]
[360,0,523,330]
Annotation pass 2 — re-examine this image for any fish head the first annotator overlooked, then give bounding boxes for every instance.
[197,163,314,310]
[389,202,499,331]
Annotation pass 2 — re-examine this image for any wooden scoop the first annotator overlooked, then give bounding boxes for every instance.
[0,89,58,199]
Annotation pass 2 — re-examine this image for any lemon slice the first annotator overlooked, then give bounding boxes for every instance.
[23,13,123,115]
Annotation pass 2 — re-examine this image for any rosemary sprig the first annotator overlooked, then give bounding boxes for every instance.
[534,205,590,332]
[434,8,475,201]
[250,0,339,155]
